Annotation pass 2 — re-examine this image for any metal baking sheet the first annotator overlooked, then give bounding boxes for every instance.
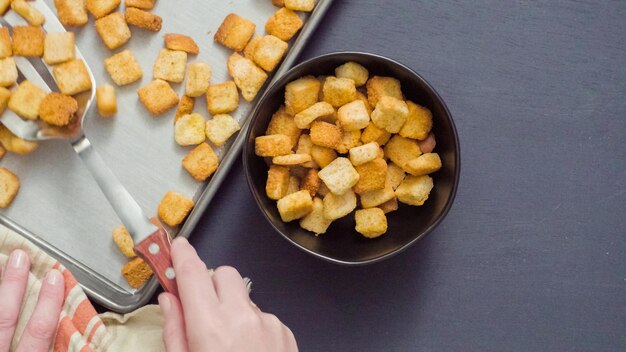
[0,0,334,312]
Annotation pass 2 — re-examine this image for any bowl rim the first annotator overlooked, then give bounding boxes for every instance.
[243,51,461,265]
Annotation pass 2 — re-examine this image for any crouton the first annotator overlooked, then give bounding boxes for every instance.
[104,49,143,86]
[38,92,78,126]
[184,62,211,98]
[272,153,310,166]
[335,61,368,87]
[399,101,433,140]
[0,28,11,59]
[336,130,362,154]
[125,7,162,31]
[371,96,409,133]
[227,53,267,102]
[353,158,387,194]
[94,12,131,50]
[322,77,357,108]
[272,0,285,6]
[366,76,403,107]
[11,0,45,26]
[266,106,301,148]
[266,165,290,200]
[125,0,154,9]
[317,157,359,195]
[378,197,398,214]
[403,153,442,176]
[322,189,356,220]
[112,226,135,258]
[52,59,92,95]
[284,75,320,115]
[277,190,313,222]
[255,134,292,157]
[122,257,153,289]
[175,113,206,146]
[252,35,288,72]
[361,122,391,146]
[286,175,301,195]
[157,191,194,226]
[294,102,334,129]
[395,175,433,206]
[383,135,421,168]
[317,181,330,197]
[243,36,261,60]
[299,197,332,235]
[359,183,395,208]
[0,0,9,14]
[355,208,387,238]
[386,162,406,190]
[337,100,370,132]
[205,114,240,147]
[86,0,120,18]
[417,132,436,153]
[182,143,218,181]
[355,90,372,114]
[214,13,256,51]
[164,33,199,54]
[300,169,320,197]
[0,167,19,208]
[153,49,187,83]
[309,121,342,149]
[0,87,10,114]
[137,79,179,116]
[310,145,337,168]
[266,7,303,41]
[174,95,194,122]
[0,57,17,87]
[8,80,46,120]
[349,142,379,166]
[295,134,317,168]
[43,32,75,65]
[285,0,315,12]
[206,81,239,115]
[53,0,88,27]
[12,26,44,57]
[96,84,117,117]
[0,125,38,154]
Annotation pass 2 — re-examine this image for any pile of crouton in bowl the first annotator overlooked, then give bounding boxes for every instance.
[244,52,460,265]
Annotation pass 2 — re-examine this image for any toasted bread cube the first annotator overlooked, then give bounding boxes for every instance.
[387,162,406,190]
[267,106,301,148]
[404,153,442,176]
[125,7,162,31]
[104,49,143,86]
[112,226,135,258]
[266,165,290,200]
[39,93,77,126]
[322,77,357,108]
[183,62,211,98]
[366,76,403,107]
[8,80,46,120]
[361,122,391,146]
[255,134,292,157]
[284,75,320,115]
[0,0,8,14]
[252,35,288,72]
[354,158,387,194]
[285,0,314,12]
[360,183,395,208]
[335,62,368,87]
[205,114,240,147]
[295,134,317,168]
[12,26,44,57]
[153,49,187,83]
[243,36,261,60]
[137,79,179,116]
[266,7,303,41]
[378,197,398,214]
[173,95,195,123]
[371,96,409,133]
[164,33,199,54]
[0,28,11,59]
[318,157,359,195]
[417,132,436,153]
[0,57,17,87]
[272,0,285,6]
[43,32,75,65]
[11,0,45,26]
[0,167,19,208]
[0,87,10,114]
[94,12,131,50]
[384,135,421,168]
[214,13,256,51]
[206,81,239,115]
[122,257,153,289]
[175,113,205,146]
[125,0,154,9]
[317,181,330,197]
[273,153,311,166]
[289,165,308,179]
[86,0,119,18]
[300,169,320,197]
[53,0,88,26]
[96,84,117,117]
[52,59,92,95]
[277,189,313,222]
[310,145,337,169]
[309,121,342,149]
[0,125,38,154]
[322,189,356,220]
[182,143,218,181]
[336,130,362,154]
[299,197,332,235]
[286,176,300,195]
[355,90,372,114]
[227,53,267,102]
[158,191,194,226]
[294,102,334,129]
[399,101,433,140]
[355,208,387,238]
[349,142,379,166]
[337,100,370,132]
[395,175,433,206]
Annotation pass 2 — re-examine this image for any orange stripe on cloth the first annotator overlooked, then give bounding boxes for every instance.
[72,299,98,334]
[62,269,78,297]
[80,345,93,352]
[54,316,79,352]
[86,320,104,344]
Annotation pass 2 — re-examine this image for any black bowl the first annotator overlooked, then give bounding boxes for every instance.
[243,52,460,265]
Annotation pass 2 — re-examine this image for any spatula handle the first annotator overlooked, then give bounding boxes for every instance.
[134,228,178,296]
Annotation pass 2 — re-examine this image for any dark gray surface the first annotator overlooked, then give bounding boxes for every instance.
[187,1,626,351]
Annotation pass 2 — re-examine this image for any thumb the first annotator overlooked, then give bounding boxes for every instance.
[159,293,189,352]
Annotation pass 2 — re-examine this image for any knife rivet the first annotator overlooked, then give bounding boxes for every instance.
[149,243,160,254]
[165,267,175,279]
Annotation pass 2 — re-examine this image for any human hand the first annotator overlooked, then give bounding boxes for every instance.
[0,249,65,352]
[158,237,298,352]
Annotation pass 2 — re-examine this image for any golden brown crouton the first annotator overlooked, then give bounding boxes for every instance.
[175,113,206,146]
[125,7,162,32]
[0,125,38,154]
[277,189,313,222]
[43,32,75,65]
[355,90,372,114]
[104,49,143,86]
[182,143,218,181]
[39,93,77,126]
[227,53,267,102]
[366,76,403,107]
[86,0,120,18]
[384,135,421,169]
[272,0,285,6]
[243,36,261,61]
[52,59,92,95]
[205,114,240,147]
[371,96,409,133]
[164,33,199,54]
[153,49,187,83]
[122,257,153,289]
[0,167,19,208]
[417,132,436,153]
[94,12,131,50]
[266,7,303,42]
[53,0,88,27]
[295,134,317,168]
[266,165,290,200]
[386,162,406,190]
[214,13,256,52]
[273,153,311,166]
[12,26,44,57]
[317,157,360,195]
[378,197,398,214]
[294,102,334,129]
[284,75,320,115]
[336,130,362,154]
[299,197,332,235]
[349,141,379,166]
[361,122,391,146]
[403,153,442,176]
[174,95,194,122]
[184,62,211,98]
[112,226,135,258]
[158,191,194,226]
[285,0,315,12]
[0,57,17,87]
[353,158,387,194]
[335,62,369,87]
[8,80,46,120]
[399,101,433,140]
[359,183,395,208]
[337,100,370,132]
[286,176,301,195]
[96,84,117,117]
[0,28,11,59]
[125,0,155,9]
[266,106,302,148]
[252,35,288,72]
[395,175,433,206]
[310,145,337,168]
[137,79,179,116]
[322,76,357,108]
[355,208,387,238]
[255,134,292,157]
[0,0,10,14]
[309,121,342,150]
[0,87,10,114]
[300,169,321,197]
[11,0,45,26]
[322,189,356,220]
[206,81,239,115]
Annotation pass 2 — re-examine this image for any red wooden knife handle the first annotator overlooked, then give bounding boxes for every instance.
[134,228,178,296]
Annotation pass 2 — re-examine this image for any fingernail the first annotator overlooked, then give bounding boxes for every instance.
[10,250,26,269]
[46,270,62,286]
[158,293,170,313]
